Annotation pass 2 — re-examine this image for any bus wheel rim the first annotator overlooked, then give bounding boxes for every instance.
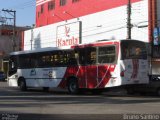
[70,82,77,92]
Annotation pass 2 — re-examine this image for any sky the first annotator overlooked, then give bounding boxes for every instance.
[0,0,36,27]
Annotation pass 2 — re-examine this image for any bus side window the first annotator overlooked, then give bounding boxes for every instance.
[66,51,77,65]
[39,51,58,67]
[76,49,85,65]
[38,54,45,67]
[86,47,96,65]
[49,51,64,66]
[98,46,116,64]
[30,54,38,68]
[54,54,59,65]
[135,47,142,56]
[57,51,64,66]
[129,47,142,59]
[124,47,129,58]
[18,54,31,68]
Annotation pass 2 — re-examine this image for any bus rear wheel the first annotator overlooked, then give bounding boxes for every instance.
[68,79,79,94]
[43,87,49,92]
[91,89,103,95]
[19,78,27,91]
[126,88,135,95]
[156,88,160,96]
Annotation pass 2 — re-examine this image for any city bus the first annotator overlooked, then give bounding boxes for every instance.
[8,39,149,94]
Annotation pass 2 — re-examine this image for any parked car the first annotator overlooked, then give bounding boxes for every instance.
[0,71,6,81]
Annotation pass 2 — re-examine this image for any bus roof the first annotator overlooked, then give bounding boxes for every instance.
[10,46,70,55]
[10,39,144,55]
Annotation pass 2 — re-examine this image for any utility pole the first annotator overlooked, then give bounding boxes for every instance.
[31,24,35,50]
[2,9,16,51]
[127,0,132,39]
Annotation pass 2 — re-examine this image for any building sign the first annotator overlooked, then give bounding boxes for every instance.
[56,21,82,47]
[153,27,160,45]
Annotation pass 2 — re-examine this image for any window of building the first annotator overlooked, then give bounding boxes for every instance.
[38,11,40,18]
[1,29,14,36]
[48,0,55,11]
[72,0,80,3]
[41,4,44,13]
[60,0,67,6]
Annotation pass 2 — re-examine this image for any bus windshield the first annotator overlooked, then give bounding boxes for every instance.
[121,40,147,59]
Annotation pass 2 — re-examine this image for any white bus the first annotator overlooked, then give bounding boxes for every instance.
[8,39,149,94]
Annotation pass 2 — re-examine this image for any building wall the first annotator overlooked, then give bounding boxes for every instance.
[0,26,30,72]
[24,0,148,50]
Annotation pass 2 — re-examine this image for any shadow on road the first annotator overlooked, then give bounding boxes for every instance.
[0,87,159,106]
[0,82,159,107]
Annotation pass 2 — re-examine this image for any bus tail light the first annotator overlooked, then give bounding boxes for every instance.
[120,71,125,77]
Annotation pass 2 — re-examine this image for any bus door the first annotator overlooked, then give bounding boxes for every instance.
[8,55,18,87]
[75,48,86,88]
[85,47,98,88]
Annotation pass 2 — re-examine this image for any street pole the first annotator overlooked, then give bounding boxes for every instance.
[127,0,132,39]
[13,10,16,51]
[31,24,35,50]
[2,9,16,51]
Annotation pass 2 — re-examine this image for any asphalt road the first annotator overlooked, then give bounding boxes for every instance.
[0,81,160,120]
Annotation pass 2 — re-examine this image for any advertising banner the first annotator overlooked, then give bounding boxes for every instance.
[56,21,82,47]
[153,27,160,45]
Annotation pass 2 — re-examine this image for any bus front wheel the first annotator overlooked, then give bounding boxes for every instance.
[126,88,135,95]
[67,79,79,94]
[18,78,27,91]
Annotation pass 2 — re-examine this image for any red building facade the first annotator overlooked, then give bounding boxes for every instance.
[36,0,141,27]
[24,0,150,50]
